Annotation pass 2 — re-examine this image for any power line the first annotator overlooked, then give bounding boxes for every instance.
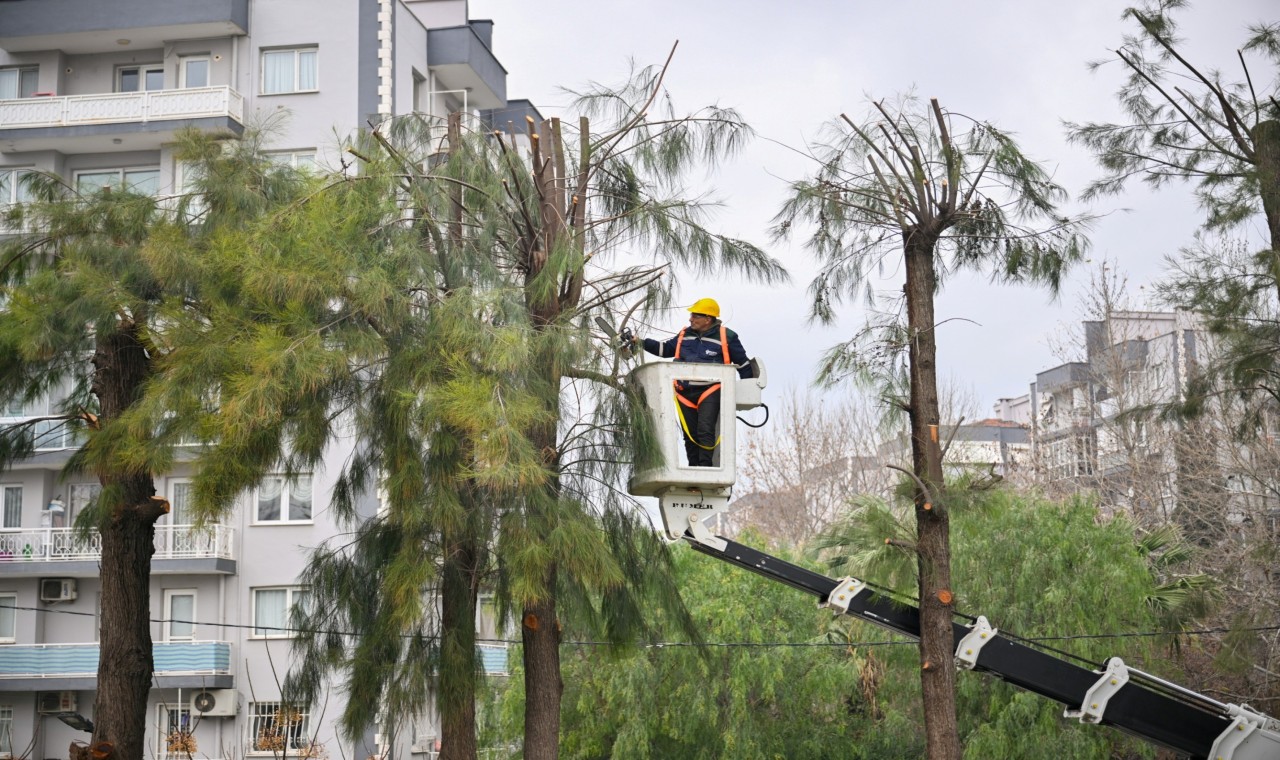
[5,603,1277,652]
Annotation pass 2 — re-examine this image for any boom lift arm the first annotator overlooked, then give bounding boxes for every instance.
[680,526,1280,760]
[622,355,1280,759]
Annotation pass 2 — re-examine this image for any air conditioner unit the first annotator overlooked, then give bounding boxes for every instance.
[39,578,77,603]
[37,691,76,714]
[190,689,238,717]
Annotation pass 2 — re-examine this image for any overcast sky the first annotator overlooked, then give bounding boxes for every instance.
[472,0,1274,415]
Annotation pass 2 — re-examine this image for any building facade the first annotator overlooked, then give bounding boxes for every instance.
[0,1,531,757]
[1026,311,1203,518]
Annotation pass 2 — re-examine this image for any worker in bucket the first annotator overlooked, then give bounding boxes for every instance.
[630,298,751,466]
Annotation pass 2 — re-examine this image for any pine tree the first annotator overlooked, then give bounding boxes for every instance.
[775,96,1089,759]
[479,51,787,760]
[151,51,788,760]
[0,131,308,759]
[1068,3,1280,410]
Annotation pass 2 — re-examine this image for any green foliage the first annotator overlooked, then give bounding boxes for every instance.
[821,488,1211,757]
[488,538,885,760]
[1066,0,1280,236]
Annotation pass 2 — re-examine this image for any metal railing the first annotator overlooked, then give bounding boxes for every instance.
[0,524,234,562]
[0,86,245,130]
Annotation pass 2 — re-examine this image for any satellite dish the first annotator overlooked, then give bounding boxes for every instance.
[193,692,217,713]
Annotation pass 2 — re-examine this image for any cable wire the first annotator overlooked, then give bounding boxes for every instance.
[4,603,1276,652]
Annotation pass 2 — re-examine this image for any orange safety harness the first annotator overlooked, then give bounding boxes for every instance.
[673,324,731,450]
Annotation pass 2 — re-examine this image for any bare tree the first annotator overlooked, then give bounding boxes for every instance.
[731,388,894,547]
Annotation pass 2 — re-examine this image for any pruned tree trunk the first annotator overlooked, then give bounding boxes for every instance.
[515,114,580,760]
[89,322,162,760]
[520,569,562,760]
[1251,119,1280,255]
[439,532,481,760]
[903,235,960,760]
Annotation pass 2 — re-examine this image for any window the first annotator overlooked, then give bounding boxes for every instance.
[255,475,312,523]
[252,587,309,638]
[0,169,33,207]
[75,168,160,196]
[0,487,18,530]
[0,67,37,100]
[159,704,193,759]
[0,704,11,757]
[0,595,14,643]
[164,589,196,641]
[68,483,100,525]
[249,702,311,755]
[117,64,164,93]
[261,48,317,94]
[265,151,317,171]
[179,56,209,88]
[0,395,21,418]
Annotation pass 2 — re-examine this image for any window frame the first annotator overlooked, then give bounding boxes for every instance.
[259,47,318,95]
[253,474,313,525]
[163,588,197,642]
[157,702,193,760]
[264,150,318,171]
[73,166,162,197]
[0,486,19,531]
[0,65,38,100]
[115,63,165,93]
[251,586,309,639]
[247,700,312,756]
[0,594,15,644]
[178,55,211,89]
[67,483,101,527]
[0,703,12,757]
[0,168,34,207]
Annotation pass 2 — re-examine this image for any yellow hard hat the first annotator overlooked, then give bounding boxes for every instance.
[688,298,720,318]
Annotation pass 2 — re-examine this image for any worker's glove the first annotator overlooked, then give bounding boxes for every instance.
[620,328,636,347]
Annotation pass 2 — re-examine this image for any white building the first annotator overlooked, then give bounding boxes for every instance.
[0,1,533,757]
[1026,311,1204,517]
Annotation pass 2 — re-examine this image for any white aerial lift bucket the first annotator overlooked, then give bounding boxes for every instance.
[627,358,767,541]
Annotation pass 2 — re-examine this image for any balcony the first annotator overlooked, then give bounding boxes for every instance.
[427,26,507,110]
[0,0,248,55]
[0,525,236,576]
[0,640,232,690]
[478,643,509,676]
[0,87,245,155]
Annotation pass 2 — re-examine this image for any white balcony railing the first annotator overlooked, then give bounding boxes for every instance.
[0,86,245,130]
[0,524,234,562]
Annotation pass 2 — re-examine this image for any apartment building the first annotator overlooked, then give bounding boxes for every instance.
[1026,311,1203,517]
[0,1,534,757]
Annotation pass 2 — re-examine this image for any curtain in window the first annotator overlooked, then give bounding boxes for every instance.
[257,477,282,521]
[0,70,20,100]
[288,476,312,520]
[170,482,191,525]
[168,593,194,639]
[0,706,12,755]
[69,484,99,523]
[2,487,19,529]
[262,51,294,94]
[298,50,317,91]
[254,589,287,635]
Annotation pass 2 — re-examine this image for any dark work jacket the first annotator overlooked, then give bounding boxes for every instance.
[642,320,751,379]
